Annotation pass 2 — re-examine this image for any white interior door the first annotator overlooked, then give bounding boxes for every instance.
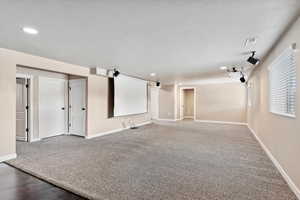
[39,77,66,139]
[16,78,27,141]
[69,79,86,136]
[150,87,159,119]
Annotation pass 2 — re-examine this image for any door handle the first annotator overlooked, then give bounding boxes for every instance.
[61,107,65,110]
[82,108,86,111]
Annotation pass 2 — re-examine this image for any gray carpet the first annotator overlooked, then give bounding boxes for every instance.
[7,121,297,200]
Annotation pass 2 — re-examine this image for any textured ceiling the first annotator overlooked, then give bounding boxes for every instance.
[0,0,299,82]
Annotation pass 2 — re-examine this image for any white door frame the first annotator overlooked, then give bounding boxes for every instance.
[179,87,196,120]
[16,73,34,142]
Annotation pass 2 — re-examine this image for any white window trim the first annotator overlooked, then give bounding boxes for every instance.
[270,111,296,119]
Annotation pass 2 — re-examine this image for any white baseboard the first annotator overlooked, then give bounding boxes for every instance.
[85,121,152,139]
[195,120,247,126]
[248,126,300,199]
[85,128,123,139]
[183,116,194,119]
[157,119,247,126]
[30,138,41,142]
[133,121,152,127]
[157,118,177,122]
[0,153,17,163]
[16,136,27,141]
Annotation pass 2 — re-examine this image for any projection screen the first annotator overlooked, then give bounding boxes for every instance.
[114,74,148,116]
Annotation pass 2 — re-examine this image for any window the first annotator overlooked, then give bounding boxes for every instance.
[269,46,296,117]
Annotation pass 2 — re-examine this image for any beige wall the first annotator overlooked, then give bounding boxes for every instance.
[87,75,151,136]
[0,60,16,157]
[159,82,246,122]
[159,85,175,119]
[183,89,194,117]
[0,48,150,158]
[247,17,300,192]
[195,83,246,122]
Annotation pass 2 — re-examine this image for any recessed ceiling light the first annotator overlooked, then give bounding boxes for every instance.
[22,27,39,35]
[220,66,227,70]
[150,73,156,77]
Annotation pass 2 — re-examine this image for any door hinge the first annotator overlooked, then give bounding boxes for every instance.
[26,128,29,132]
[69,123,71,127]
[26,84,29,88]
[69,87,71,91]
[26,105,29,110]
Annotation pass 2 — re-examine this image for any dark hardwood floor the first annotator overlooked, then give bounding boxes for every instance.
[0,163,86,200]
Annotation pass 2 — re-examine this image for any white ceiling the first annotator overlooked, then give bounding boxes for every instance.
[0,0,299,82]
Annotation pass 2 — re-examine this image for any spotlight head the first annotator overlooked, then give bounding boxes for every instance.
[240,76,246,83]
[247,51,260,65]
[113,69,120,77]
[232,67,238,72]
[156,82,160,87]
[247,56,259,65]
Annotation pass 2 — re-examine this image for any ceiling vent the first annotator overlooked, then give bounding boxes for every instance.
[244,37,257,47]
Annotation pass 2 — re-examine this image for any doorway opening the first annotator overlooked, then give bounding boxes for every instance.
[179,87,196,120]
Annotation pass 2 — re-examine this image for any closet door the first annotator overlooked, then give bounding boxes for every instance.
[39,77,66,139]
[69,79,86,137]
[16,78,27,141]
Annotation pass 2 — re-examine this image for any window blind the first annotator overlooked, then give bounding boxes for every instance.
[269,47,296,117]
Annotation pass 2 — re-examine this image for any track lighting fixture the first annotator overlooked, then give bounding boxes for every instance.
[113,69,120,77]
[226,67,246,83]
[156,82,160,87]
[226,67,239,73]
[240,72,246,83]
[247,51,259,65]
[240,76,246,83]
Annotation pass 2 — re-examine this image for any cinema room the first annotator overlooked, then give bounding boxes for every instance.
[0,1,299,200]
